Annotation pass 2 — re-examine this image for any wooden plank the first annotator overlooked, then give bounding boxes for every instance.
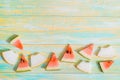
[0,44,120,73]
[0,0,120,16]
[0,30,120,45]
[0,0,120,79]
[0,16,120,44]
[1,16,119,33]
[0,16,120,32]
[0,73,120,80]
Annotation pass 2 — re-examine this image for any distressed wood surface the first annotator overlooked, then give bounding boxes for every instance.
[0,0,120,16]
[0,44,120,73]
[0,16,120,45]
[0,0,120,80]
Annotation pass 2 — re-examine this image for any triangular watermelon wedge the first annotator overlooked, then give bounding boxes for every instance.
[61,44,75,62]
[16,54,31,72]
[99,60,113,72]
[79,44,94,59]
[46,53,60,71]
[10,35,23,50]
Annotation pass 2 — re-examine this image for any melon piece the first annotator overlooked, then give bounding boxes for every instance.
[46,53,60,70]
[10,35,23,50]
[76,61,92,73]
[16,54,31,72]
[99,60,113,72]
[2,50,19,65]
[97,46,116,58]
[30,53,46,68]
[79,44,94,59]
[61,44,75,62]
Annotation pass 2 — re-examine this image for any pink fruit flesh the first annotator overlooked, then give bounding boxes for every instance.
[17,55,29,68]
[62,44,74,59]
[82,44,93,55]
[13,39,23,50]
[103,61,113,69]
[47,53,59,68]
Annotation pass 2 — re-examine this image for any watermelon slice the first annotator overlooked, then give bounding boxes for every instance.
[79,44,94,59]
[30,53,46,68]
[16,54,31,72]
[99,60,113,72]
[2,50,19,65]
[97,46,117,58]
[10,35,23,50]
[46,53,60,70]
[61,44,75,62]
[76,61,92,73]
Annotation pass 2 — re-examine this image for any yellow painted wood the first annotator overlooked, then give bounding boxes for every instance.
[0,0,120,16]
[0,16,120,45]
[0,0,120,79]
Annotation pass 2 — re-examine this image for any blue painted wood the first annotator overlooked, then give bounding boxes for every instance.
[0,0,120,80]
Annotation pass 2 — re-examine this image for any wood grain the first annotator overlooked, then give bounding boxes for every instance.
[0,0,120,79]
[0,44,120,73]
[0,0,120,16]
[0,16,120,45]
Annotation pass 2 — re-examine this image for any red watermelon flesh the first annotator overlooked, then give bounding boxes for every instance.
[79,44,94,59]
[13,39,23,50]
[61,44,75,62]
[46,53,59,70]
[16,54,31,72]
[102,61,113,69]
[83,44,93,56]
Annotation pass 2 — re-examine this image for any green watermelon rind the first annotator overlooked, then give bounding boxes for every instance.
[99,62,106,72]
[10,36,20,44]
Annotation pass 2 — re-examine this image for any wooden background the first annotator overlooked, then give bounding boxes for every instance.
[0,0,120,80]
